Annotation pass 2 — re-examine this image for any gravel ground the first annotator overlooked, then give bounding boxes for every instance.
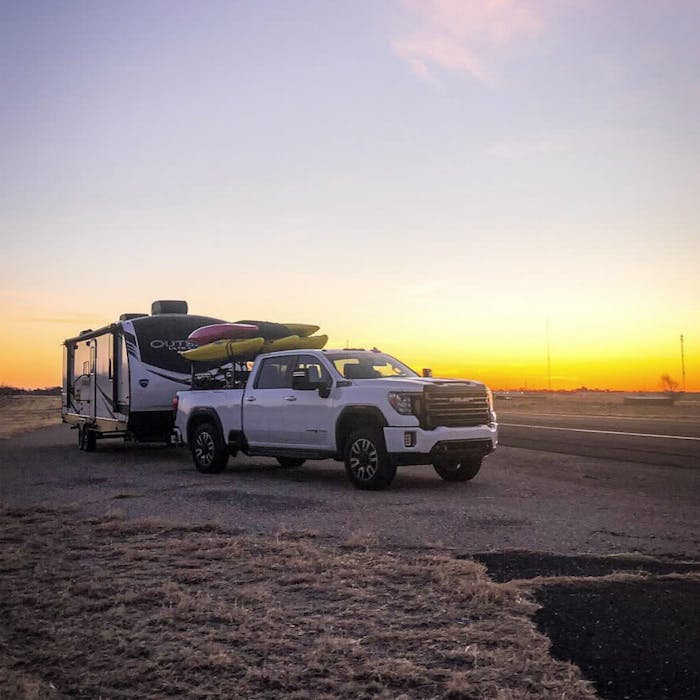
[1,424,698,557]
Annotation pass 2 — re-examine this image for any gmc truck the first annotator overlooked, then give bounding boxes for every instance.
[173,348,497,490]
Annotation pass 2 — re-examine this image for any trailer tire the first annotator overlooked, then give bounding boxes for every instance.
[344,427,396,490]
[79,425,96,452]
[276,457,306,469]
[433,456,482,482]
[191,422,229,474]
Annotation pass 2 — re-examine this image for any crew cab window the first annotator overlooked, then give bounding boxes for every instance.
[255,357,295,389]
[295,355,332,385]
[326,352,418,379]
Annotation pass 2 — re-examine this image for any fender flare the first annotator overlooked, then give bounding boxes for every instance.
[335,405,389,455]
[186,408,225,445]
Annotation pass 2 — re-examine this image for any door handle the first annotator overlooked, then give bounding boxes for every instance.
[245,396,256,402]
[284,396,297,402]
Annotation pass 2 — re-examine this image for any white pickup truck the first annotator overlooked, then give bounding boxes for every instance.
[173,348,497,490]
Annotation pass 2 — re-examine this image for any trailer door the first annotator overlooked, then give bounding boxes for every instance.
[89,341,97,422]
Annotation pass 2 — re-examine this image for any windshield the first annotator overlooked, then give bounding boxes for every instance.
[325,352,419,379]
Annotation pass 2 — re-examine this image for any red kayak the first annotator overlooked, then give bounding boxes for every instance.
[187,323,259,346]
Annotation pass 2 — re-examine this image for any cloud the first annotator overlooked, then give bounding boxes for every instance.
[391,0,544,83]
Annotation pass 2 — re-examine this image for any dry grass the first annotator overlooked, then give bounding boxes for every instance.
[0,507,597,699]
[0,396,61,438]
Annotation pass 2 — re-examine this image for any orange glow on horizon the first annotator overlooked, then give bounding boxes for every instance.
[1,325,696,393]
[0,293,696,392]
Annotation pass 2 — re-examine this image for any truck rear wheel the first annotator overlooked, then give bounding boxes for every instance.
[191,422,228,474]
[433,456,482,482]
[344,428,396,490]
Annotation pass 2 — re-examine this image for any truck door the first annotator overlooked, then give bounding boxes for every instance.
[244,354,336,449]
[243,355,297,446]
[283,354,335,449]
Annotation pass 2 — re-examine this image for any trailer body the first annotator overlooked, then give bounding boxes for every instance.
[62,301,222,445]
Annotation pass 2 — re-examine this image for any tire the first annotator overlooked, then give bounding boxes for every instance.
[78,425,96,452]
[433,456,482,482]
[344,427,396,491]
[276,457,306,469]
[191,422,228,474]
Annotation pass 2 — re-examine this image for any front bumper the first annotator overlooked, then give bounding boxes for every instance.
[383,423,498,466]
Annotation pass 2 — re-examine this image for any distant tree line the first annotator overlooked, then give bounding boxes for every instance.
[0,386,61,396]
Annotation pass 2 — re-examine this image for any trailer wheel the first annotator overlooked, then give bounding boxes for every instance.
[78,425,96,452]
[433,456,482,482]
[344,427,396,490]
[191,422,228,474]
[276,457,306,469]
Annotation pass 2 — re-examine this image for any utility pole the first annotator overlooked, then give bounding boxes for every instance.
[546,319,552,391]
[680,334,686,392]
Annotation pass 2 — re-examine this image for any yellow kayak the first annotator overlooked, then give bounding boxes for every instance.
[180,337,265,362]
[258,334,328,355]
[258,335,302,354]
[181,334,328,362]
[296,334,328,350]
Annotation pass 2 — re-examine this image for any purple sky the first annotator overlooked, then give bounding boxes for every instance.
[1,1,699,388]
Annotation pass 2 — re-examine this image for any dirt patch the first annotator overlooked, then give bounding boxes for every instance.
[0,507,596,699]
[0,396,61,439]
[472,551,700,582]
[535,579,700,700]
[474,551,700,700]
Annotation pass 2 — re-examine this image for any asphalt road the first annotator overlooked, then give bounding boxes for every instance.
[498,411,700,468]
[1,423,698,558]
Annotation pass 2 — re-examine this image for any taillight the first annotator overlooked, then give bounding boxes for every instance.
[172,396,179,413]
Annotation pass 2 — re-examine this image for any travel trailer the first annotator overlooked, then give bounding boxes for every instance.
[62,300,223,450]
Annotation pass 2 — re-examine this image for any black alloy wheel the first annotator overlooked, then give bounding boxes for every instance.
[344,428,396,490]
[191,422,229,474]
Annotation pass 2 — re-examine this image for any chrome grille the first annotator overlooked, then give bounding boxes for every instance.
[422,385,490,429]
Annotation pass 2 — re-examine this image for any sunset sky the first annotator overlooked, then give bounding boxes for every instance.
[1,0,698,391]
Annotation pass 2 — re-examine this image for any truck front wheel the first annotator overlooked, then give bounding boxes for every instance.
[344,428,396,490]
[433,456,482,482]
[191,422,229,474]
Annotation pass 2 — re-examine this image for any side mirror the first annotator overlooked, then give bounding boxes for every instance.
[292,370,312,391]
[292,369,332,398]
[422,368,433,378]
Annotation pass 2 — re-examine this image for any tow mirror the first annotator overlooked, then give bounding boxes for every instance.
[292,370,311,391]
[292,368,331,398]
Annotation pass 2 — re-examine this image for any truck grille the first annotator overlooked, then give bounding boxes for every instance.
[421,385,491,429]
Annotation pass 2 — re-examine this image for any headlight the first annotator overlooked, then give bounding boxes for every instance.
[388,392,419,415]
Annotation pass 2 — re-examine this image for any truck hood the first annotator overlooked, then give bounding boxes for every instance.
[344,377,487,392]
